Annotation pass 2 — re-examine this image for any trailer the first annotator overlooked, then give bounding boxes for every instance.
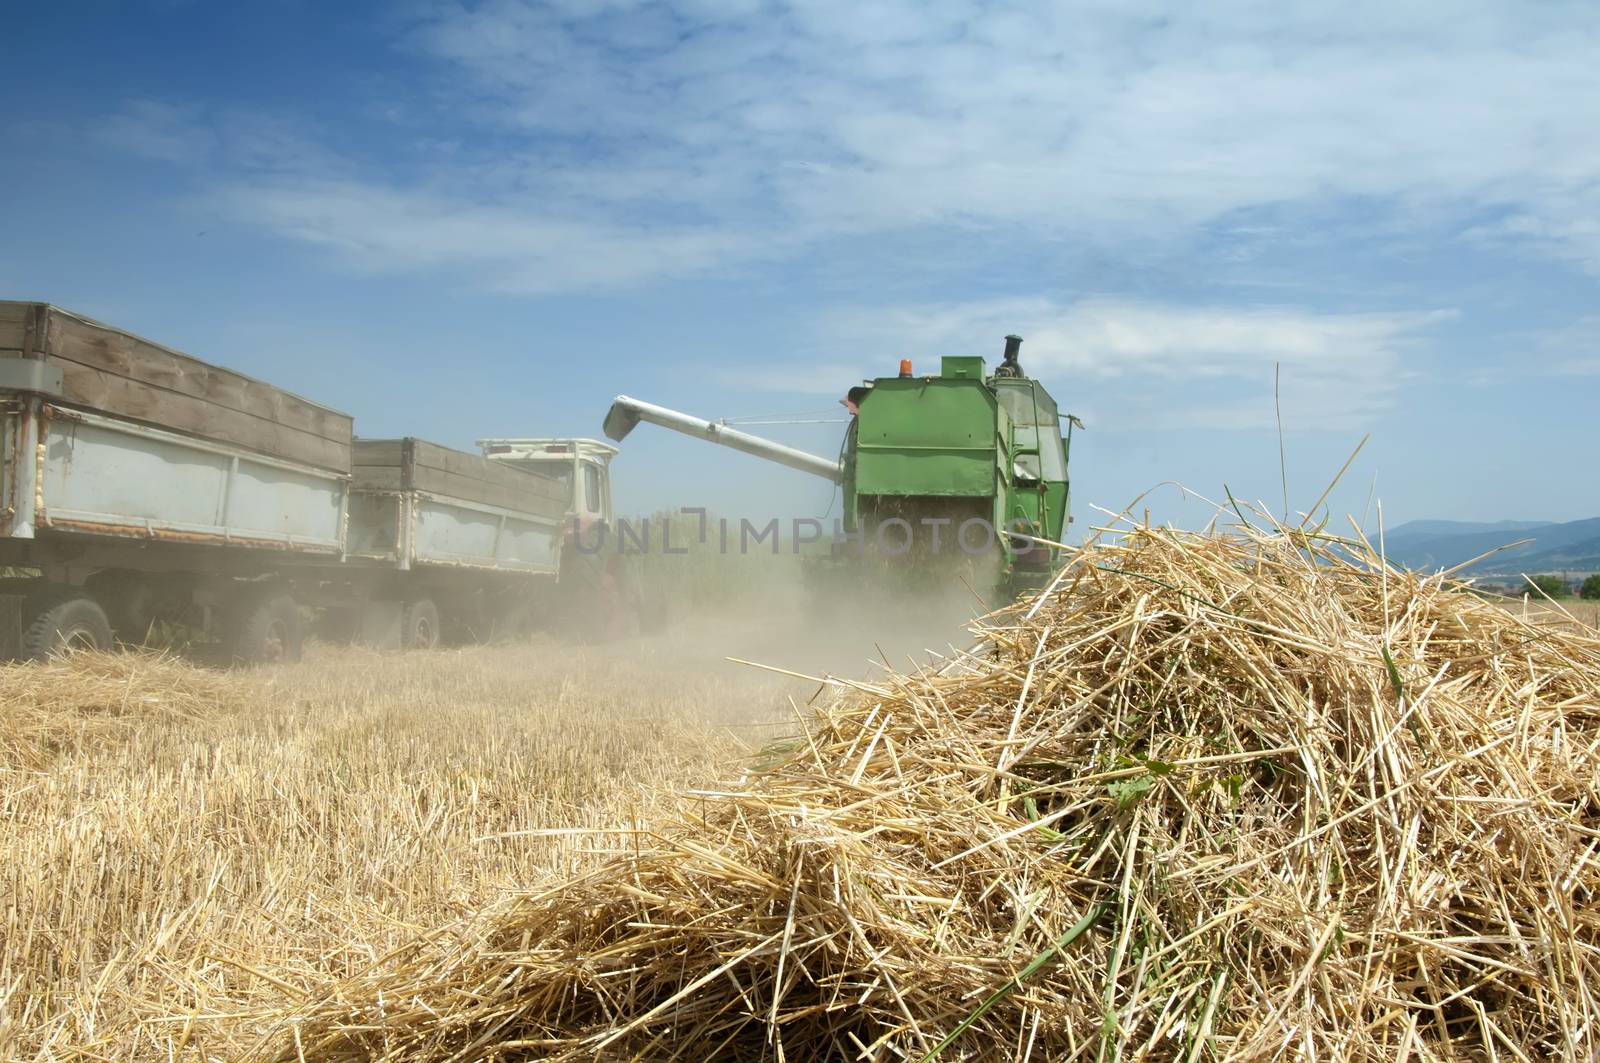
[341,437,573,649]
[0,301,628,662]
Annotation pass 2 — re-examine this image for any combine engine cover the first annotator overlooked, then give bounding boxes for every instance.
[846,346,1071,592]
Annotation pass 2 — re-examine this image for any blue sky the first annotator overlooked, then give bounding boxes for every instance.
[6,1,1599,534]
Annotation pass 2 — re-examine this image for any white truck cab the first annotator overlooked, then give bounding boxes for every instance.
[476,438,619,525]
[476,436,657,639]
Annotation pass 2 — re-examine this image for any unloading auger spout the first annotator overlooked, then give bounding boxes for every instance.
[602,395,845,484]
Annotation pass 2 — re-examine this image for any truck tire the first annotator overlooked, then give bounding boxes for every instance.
[493,599,538,643]
[229,592,303,665]
[401,598,441,651]
[22,592,113,661]
[83,570,157,644]
[315,604,361,645]
[636,577,669,634]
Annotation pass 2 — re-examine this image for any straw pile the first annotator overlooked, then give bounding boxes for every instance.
[275,526,1600,1060]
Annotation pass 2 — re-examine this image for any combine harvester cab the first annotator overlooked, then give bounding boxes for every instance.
[603,335,1077,599]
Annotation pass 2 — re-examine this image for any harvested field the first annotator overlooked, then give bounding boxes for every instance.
[6,528,1600,1060]
[0,621,861,1060]
[1476,594,1599,633]
[1529,598,1599,630]
[273,526,1600,1061]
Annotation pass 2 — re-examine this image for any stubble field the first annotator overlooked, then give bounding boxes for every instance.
[1498,595,1599,629]
[1,605,949,1061]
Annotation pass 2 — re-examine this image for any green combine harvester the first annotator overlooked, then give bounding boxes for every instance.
[603,335,1079,598]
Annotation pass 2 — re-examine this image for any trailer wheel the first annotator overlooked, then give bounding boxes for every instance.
[230,592,303,665]
[635,573,669,635]
[84,571,157,644]
[402,599,441,651]
[314,605,361,645]
[493,598,538,643]
[22,592,113,661]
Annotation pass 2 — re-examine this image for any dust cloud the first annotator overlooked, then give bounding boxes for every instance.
[597,561,995,737]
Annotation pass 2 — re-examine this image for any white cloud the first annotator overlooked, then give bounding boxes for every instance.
[712,362,874,394]
[92,100,216,164]
[1536,316,1600,377]
[92,99,346,175]
[806,297,1450,430]
[218,178,775,291]
[391,0,1600,264]
[1477,188,1600,277]
[94,2,1600,288]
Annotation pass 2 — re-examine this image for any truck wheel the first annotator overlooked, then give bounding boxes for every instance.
[22,592,113,661]
[637,580,669,635]
[84,570,157,644]
[493,599,538,643]
[315,605,361,644]
[402,599,441,651]
[230,592,303,665]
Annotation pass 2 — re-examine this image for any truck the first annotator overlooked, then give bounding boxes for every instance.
[603,336,1077,598]
[0,301,631,662]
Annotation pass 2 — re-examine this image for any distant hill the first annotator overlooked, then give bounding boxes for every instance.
[1380,517,1600,576]
[1385,519,1554,541]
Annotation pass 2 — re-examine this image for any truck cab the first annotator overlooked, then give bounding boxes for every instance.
[477,437,619,527]
[477,437,660,638]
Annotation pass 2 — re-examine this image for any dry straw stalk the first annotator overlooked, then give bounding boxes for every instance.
[0,642,772,1060]
[276,524,1600,1061]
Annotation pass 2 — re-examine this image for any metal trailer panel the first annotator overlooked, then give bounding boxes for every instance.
[2,399,347,552]
[412,492,562,573]
[0,397,27,535]
[347,489,562,575]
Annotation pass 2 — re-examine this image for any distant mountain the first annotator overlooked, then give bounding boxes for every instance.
[1505,533,1600,576]
[1380,517,1600,576]
[1385,519,1554,542]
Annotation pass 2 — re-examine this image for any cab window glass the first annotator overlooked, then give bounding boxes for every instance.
[529,464,573,491]
[583,463,602,514]
[996,383,1066,481]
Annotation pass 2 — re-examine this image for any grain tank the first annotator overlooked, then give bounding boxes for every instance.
[603,336,1078,595]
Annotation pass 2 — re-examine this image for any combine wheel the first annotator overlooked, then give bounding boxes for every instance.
[401,598,441,651]
[228,590,303,665]
[22,591,113,661]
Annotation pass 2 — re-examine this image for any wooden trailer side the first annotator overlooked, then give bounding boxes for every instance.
[354,438,570,519]
[0,302,352,473]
